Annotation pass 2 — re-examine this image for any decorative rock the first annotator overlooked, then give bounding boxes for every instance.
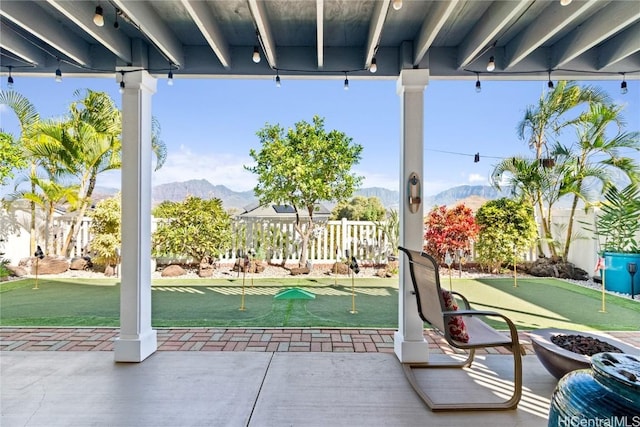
[161,265,186,277]
[70,257,90,270]
[104,265,116,277]
[32,256,69,275]
[6,265,27,277]
[289,267,310,276]
[330,262,349,275]
[528,257,589,280]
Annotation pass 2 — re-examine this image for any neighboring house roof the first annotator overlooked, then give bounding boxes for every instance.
[238,203,331,220]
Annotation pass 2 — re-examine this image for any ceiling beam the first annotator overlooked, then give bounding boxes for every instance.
[413,0,459,66]
[364,0,389,69]
[504,0,599,69]
[46,0,132,65]
[181,0,231,69]
[552,1,640,69]
[248,0,277,69]
[111,0,184,68]
[0,0,91,66]
[457,1,532,70]
[598,22,640,70]
[316,0,324,69]
[0,26,46,66]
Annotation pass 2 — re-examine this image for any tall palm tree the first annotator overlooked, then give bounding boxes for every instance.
[51,90,122,256]
[516,81,610,256]
[554,102,640,259]
[0,91,41,255]
[55,90,167,256]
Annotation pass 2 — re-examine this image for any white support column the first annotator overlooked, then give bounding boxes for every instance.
[114,69,158,363]
[394,68,430,363]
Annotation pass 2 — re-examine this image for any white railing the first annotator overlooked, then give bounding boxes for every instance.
[46,216,392,264]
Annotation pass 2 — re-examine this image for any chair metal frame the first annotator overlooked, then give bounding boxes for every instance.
[398,246,523,411]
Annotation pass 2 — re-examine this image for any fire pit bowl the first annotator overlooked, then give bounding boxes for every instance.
[528,328,640,380]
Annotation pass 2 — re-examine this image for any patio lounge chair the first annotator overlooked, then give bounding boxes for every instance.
[398,247,523,411]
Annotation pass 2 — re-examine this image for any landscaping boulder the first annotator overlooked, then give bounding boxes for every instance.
[70,257,91,270]
[330,262,349,275]
[289,267,310,276]
[6,265,27,277]
[198,260,214,278]
[31,256,69,275]
[161,264,186,277]
[528,257,589,280]
[104,265,116,277]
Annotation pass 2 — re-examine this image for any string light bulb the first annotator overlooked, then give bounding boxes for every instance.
[369,58,377,73]
[486,56,495,72]
[560,0,572,5]
[547,71,554,89]
[275,71,281,88]
[252,46,261,63]
[392,0,402,10]
[93,5,104,27]
[114,10,119,29]
[119,80,125,94]
[55,68,62,83]
[620,75,628,95]
[167,70,174,86]
[7,66,14,89]
[344,73,349,91]
[475,74,481,93]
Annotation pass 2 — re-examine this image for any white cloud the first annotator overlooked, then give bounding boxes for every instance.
[468,173,487,184]
[153,148,257,191]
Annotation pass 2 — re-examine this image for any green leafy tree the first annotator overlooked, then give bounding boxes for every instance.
[89,194,121,269]
[246,115,363,267]
[152,196,232,273]
[0,131,27,186]
[475,198,537,272]
[331,196,386,221]
[424,204,479,263]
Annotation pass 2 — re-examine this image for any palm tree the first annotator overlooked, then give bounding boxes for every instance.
[491,156,555,254]
[55,90,167,257]
[516,81,610,256]
[0,91,41,255]
[554,102,640,259]
[9,176,79,255]
[52,90,122,256]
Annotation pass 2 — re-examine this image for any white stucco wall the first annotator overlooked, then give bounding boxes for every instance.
[0,205,31,265]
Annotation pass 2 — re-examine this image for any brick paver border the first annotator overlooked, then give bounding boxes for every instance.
[3,327,636,354]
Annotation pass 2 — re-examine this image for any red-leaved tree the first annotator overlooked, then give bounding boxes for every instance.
[424,204,479,263]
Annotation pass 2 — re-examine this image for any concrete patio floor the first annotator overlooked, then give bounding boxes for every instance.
[3,351,556,427]
[2,329,638,426]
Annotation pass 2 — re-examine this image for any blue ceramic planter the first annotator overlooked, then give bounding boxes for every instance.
[548,353,640,427]
[602,252,640,296]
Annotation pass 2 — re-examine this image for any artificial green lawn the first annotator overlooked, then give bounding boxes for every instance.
[1,277,638,331]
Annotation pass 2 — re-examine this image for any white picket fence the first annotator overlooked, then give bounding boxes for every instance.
[49,216,393,265]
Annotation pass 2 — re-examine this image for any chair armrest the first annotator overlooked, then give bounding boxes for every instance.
[449,291,471,309]
[443,310,520,345]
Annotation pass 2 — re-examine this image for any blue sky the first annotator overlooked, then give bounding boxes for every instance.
[1,76,638,196]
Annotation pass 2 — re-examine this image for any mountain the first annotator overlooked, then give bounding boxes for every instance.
[425,185,512,208]
[152,179,256,209]
[92,181,515,212]
[354,187,400,209]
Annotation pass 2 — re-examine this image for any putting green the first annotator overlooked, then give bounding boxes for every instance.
[1,277,637,330]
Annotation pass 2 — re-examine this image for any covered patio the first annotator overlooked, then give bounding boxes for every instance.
[2,1,639,420]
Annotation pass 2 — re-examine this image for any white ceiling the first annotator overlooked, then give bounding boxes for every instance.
[1,0,639,81]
